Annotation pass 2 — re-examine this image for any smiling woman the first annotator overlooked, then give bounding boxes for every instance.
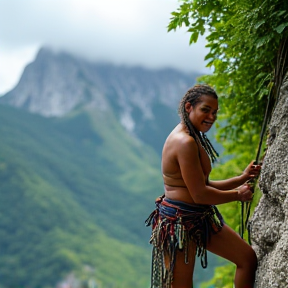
[188,95,218,132]
[145,84,261,288]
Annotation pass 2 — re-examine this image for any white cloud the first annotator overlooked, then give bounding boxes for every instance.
[0,45,39,95]
[0,0,210,94]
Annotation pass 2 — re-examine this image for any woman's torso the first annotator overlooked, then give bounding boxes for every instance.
[162,124,211,204]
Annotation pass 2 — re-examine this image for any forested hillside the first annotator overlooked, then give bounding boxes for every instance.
[0,103,161,287]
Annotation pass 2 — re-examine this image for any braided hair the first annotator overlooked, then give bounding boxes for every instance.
[178,84,219,163]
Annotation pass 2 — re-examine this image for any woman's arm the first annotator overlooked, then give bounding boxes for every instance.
[208,161,261,190]
[177,137,253,205]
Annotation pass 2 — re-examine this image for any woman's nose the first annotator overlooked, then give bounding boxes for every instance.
[209,113,216,120]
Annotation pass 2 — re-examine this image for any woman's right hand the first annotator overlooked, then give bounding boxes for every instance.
[237,184,253,202]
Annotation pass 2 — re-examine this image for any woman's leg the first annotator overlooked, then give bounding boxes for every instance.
[170,242,196,288]
[206,224,257,288]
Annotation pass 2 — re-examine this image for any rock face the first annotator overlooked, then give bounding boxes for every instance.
[250,73,288,287]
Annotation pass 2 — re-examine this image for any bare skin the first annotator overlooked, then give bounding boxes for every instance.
[162,95,261,288]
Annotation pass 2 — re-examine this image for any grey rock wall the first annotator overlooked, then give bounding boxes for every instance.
[250,72,288,287]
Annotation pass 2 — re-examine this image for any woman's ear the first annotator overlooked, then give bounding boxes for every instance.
[185,102,193,113]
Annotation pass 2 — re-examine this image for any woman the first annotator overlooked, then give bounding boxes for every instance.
[145,84,261,288]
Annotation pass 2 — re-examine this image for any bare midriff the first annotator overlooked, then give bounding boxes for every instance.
[162,173,193,203]
[163,174,209,204]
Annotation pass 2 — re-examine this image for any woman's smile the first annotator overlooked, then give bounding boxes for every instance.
[188,95,218,133]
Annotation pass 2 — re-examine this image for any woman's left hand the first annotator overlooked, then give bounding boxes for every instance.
[242,160,262,181]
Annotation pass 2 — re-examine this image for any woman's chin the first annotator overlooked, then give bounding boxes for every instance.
[200,126,212,133]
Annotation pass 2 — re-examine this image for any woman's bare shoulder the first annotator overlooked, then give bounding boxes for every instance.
[173,130,198,153]
[162,129,199,172]
[163,125,197,154]
[165,124,196,145]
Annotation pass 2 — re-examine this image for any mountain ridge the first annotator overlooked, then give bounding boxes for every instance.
[0,47,198,118]
[0,47,200,154]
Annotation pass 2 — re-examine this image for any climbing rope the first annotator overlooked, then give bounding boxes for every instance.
[239,36,288,241]
[239,84,273,240]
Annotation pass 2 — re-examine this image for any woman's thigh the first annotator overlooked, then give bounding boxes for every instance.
[171,242,196,288]
[206,224,256,267]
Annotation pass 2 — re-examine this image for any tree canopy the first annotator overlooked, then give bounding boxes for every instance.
[169,0,288,157]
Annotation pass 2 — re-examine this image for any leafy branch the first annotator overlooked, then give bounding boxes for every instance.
[168,0,288,155]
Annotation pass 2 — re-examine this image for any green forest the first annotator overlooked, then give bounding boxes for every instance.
[0,104,159,287]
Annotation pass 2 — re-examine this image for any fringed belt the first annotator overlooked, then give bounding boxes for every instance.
[145,195,224,288]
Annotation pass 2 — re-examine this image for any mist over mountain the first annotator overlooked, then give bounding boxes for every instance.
[0,47,200,153]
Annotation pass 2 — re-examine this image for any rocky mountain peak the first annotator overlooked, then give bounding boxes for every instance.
[0,47,199,144]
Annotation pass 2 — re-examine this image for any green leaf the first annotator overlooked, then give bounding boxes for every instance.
[274,22,288,34]
[184,17,190,26]
[167,23,176,32]
[189,31,199,44]
[254,19,265,30]
[255,35,272,48]
[170,11,179,16]
[277,10,286,17]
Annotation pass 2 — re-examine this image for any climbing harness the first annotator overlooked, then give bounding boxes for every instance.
[145,195,224,288]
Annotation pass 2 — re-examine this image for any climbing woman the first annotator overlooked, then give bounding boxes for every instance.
[145,84,261,288]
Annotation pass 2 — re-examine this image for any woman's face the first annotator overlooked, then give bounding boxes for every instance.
[186,94,218,133]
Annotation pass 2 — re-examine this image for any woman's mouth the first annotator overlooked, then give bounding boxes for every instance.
[203,120,213,126]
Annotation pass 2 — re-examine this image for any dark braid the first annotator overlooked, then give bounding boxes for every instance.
[178,84,219,163]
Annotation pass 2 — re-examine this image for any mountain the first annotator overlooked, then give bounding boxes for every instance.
[0,48,219,288]
[0,47,200,154]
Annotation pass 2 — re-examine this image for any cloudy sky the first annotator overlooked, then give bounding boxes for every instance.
[0,0,210,95]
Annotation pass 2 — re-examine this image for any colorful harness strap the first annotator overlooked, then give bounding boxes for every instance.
[145,195,224,288]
